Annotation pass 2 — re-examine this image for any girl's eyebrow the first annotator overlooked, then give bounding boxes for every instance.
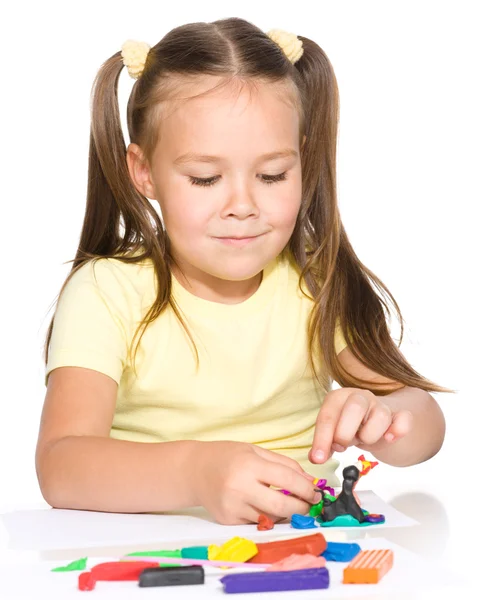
[173,148,298,166]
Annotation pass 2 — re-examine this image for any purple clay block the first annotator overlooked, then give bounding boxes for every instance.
[220,567,329,593]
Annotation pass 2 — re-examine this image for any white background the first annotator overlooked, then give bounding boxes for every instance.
[0,0,477,515]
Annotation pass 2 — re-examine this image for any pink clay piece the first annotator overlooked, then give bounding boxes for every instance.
[266,553,326,572]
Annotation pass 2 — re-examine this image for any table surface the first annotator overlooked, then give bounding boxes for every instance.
[1,453,476,599]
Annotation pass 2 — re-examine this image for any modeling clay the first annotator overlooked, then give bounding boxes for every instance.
[317,509,386,528]
[320,465,365,523]
[121,555,270,569]
[319,515,360,527]
[78,561,158,591]
[309,492,336,517]
[52,557,88,572]
[291,514,317,529]
[357,454,379,477]
[139,565,205,587]
[257,514,275,530]
[126,550,181,558]
[208,544,221,560]
[322,542,361,562]
[312,478,335,496]
[247,532,327,563]
[343,549,393,584]
[266,553,326,571]
[214,537,258,562]
[125,549,182,566]
[363,513,385,524]
[221,567,329,593]
[181,546,209,559]
[280,476,334,497]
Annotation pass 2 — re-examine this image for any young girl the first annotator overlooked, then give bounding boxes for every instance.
[36,17,452,526]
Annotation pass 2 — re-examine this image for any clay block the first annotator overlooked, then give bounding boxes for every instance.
[248,533,327,564]
[267,553,326,571]
[221,567,329,593]
[214,537,258,562]
[139,566,204,587]
[180,546,209,560]
[343,549,393,584]
[78,561,158,591]
[322,541,361,562]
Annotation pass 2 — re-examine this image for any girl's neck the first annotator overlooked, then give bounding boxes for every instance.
[171,265,263,305]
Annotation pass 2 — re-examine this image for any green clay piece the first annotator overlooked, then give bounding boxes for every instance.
[51,557,88,572]
[309,493,336,517]
[126,549,182,567]
[181,546,209,560]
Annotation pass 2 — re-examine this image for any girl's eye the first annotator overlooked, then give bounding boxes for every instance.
[188,172,288,187]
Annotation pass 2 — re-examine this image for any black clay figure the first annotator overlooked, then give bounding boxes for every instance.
[320,465,365,523]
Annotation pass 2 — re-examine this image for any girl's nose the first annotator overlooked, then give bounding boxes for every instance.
[222,183,260,219]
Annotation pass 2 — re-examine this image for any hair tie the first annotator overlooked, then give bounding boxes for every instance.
[266,29,304,65]
[121,40,151,79]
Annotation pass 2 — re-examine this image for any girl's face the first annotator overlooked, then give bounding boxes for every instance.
[128,77,303,302]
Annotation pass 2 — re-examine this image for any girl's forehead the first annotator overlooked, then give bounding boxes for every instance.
[161,74,300,121]
[149,76,302,161]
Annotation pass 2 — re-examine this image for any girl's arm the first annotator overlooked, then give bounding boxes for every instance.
[36,366,201,512]
[309,346,446,467]
[36,366,320,521]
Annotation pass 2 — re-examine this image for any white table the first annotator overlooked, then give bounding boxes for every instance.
[1,453,476,599]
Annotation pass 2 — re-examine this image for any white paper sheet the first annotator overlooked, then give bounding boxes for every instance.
[0,538,465,599]
[2,491,417,552]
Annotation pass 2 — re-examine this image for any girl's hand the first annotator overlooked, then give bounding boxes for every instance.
[192,441,322,525]
[309,388,414,463]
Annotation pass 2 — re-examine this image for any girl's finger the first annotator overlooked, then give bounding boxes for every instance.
[310,394,345,463]
[253,446,308,476]
[307,446,334,462]
[234,505,269,525]
[357,403,393,446]
[250,482,311,519]
[250,508,285,525]
[383,410,414,442]
[256,461,319,506]
[333,394,369,448]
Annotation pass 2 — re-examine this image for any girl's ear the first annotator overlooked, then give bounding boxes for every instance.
[126,143,157,199]
[301,135,307,149]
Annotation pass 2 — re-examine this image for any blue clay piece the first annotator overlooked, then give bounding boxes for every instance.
[322,541,361,562]
[291,514,318,529]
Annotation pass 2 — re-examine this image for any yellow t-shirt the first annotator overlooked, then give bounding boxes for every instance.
[46,250,348,485]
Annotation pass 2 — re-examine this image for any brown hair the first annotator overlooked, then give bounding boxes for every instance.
[44,17,454,396]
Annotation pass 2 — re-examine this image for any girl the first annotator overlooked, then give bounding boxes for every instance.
[36,18,452,526]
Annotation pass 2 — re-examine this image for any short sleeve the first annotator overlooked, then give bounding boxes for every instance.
[45,259,137,386]
[334,320,349,355]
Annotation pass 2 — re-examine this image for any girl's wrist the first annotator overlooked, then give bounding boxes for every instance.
[184,440,209,506]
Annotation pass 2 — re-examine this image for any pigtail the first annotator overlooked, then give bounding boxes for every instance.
[77,52,165,262]
[291,37,454,395]
[44,52,173,368]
